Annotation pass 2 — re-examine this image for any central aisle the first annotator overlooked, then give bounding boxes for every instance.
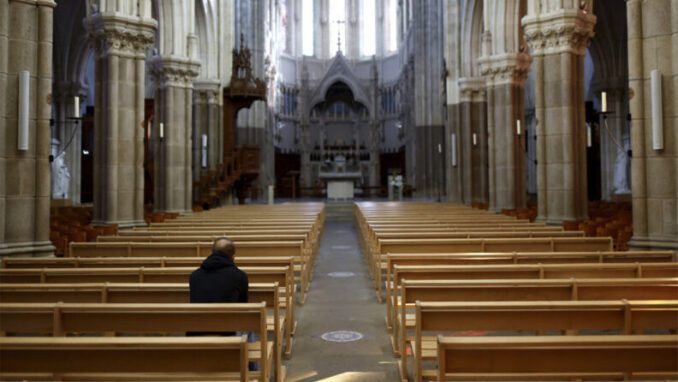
[285,220,400,381]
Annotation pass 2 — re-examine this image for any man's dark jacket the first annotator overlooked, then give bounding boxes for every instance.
[189,252,249,303]
[188,252,249,336]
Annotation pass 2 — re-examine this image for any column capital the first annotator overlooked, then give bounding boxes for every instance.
[523,8,596,57]
[150,56,201,89]
[458,77,486,103]
[479,53,532,87]
[590,78,628,97]
[53,81,88,100]
[194,79,222,104]
[84,13,156,58]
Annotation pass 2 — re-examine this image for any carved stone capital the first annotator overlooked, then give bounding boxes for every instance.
[479,53,532,87]
[194,80,222,104]
[84,13,156,58]
[458,77,487,103]
[53,81,88,100]
[150,56,201,89]
[523,8,596,57]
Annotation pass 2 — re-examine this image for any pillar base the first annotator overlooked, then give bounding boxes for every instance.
[92,219,147,229]
[629,237,678,251]
[0,241,55,257]
[154,209,193,216]
[536,216,569,226]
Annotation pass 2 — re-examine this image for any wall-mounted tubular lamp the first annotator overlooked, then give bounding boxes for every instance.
[18,70,30,151]
[451,133,457,167]
[651,70,664,150]
[201,134,208,168]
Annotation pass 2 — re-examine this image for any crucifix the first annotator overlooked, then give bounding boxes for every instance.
[334,19,345,53]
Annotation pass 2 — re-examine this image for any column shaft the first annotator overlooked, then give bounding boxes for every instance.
[0,0,56,257]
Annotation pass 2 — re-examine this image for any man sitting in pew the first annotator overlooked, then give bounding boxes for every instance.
[189,237,249,336]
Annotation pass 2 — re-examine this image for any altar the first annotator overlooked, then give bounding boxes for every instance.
[327,180,354,199]
[318,155,363,200]
[319,171,362,200]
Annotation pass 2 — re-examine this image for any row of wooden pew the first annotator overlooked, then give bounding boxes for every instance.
[354,201,678,382]
[0,203,326,382]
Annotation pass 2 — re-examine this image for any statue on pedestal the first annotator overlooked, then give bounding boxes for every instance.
[51,152,71,199]
[613,139,631,195]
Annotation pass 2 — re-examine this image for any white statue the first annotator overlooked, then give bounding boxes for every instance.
[51,152,70,199]
[612,139,631,195]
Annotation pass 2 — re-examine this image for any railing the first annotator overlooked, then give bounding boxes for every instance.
[194,146,259,208]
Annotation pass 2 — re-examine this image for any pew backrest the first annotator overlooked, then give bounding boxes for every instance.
[437,335,678,381]
[0,336,249,381]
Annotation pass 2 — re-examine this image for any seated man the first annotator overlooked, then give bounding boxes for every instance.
[188,237,248,336]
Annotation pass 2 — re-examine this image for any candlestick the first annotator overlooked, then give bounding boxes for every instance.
[586,124,592,148]
[516,119,522,136]
[159,122,164,139]
[73,96,80,118]
[472,133,477,146]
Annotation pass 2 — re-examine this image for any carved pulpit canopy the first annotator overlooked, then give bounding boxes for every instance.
[226,34,267,99]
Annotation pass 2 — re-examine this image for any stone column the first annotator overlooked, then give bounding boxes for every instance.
[368,120,380,193]
[524,6,596,224]
[412,0,446,198]
[346,0,360,59]
[627,0,678,249]
[480,54,531,211]
[85,11,155,227]
[151,57,200,214]
[315,0,330,59]
[193,80,222,201]
[455,78,489,205]
[0,0,56,257]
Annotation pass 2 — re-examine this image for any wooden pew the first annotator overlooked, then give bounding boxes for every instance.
[394,278,678,359]
[119,229,310,236]
[0,267,298,357]
[95,234,319,278]
[99,234,308,243]
[387,262,678,336]
[0,336,251,382]
[384,251,677,306]
[412,300,678,382]
[2,256,296,270]
[0,303,277,382]
[0,283,285,364]
[436,335,678,381]
[69,241,312,304]
[365,231,587,279]
[368,237,614,300]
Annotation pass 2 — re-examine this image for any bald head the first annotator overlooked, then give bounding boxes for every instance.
[212,237,235,258]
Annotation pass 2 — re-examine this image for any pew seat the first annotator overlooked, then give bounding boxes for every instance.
[0,337,251,382]
[409,300,678,381]
[436,335,678,381]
